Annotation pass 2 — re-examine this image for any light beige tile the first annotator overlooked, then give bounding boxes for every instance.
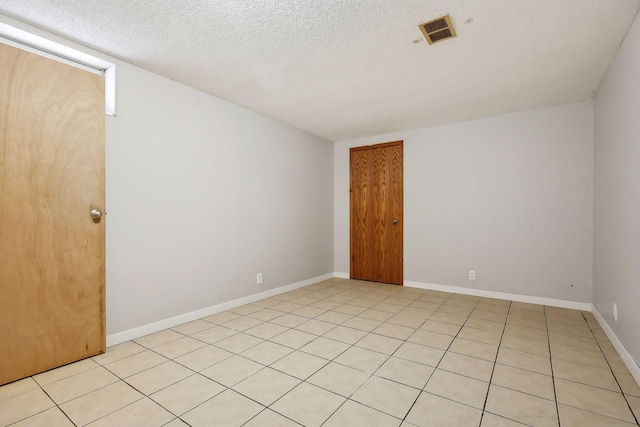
[407,330,454,350]
[324,399,400,427]
[438,304,472,317]
[504,324,548,342]
[480,412,529,426]
[270,313,309,328]
[430,312,468,326]
[628,395,640,420]
[424,369,488,409]
[244,322,289,340]
[555,378,635,422]
[33,359,99,386]
[617,372,640,397]
[491,364,555,400]
[295,319,337,335]
[92,341,146,366]
[0,388,55,426]
[153,337,206,359]
[315,311,353,324]
[10,407,75,427]
[170,320,213,335]
[307,362,370,397]
[214,333,264,353]
[248,308,285,321]
[511,302,544,312]
[500,334,550,357]
[461,318,503,334]
[311,301,343,311]
[105,350,168,378]
[233,367,300,405]
[134,329,183,349]
[551,344,608,369]
[547,322,593,338]
[549,331,599,351]
[356,333,403,355]
[272,301,305,313]
[85,398,173,427]
[342,316,383,331]
[438,352,494,382]
[394,342,445,366]
[191,325,236,344]
[202,311,242,325]
[485,385,558,426]
[507,315,547,330]
[558,403,637,427]
[359,309,394,322]
[182,389,263,427]
[471,308,508,322]
[271,382,345,427]
[200,355,263,387]
[323,325,368,344]
[269,329,315,349]
[300,337,350,360]
[458,326,502,346]
[271,351,329,380]
[229,304,263,316]
[334,346,388,374]
[374,323,416,339]
[387,313,427,328]
[174,345,233,372]
[334,304,367,316]
[125,361,192,395]
[59,381,143,426]
[553,359,619,391]
[150,374,225,416]
[497,347,551,375]
[240,340,293,365]
[222,316,263,332]
[243,409,300,427]
[449,337,498,362]
[0,377,39,402]
[375,357,434,389]
[42,366,119,404]
[290,305,327,318]
[405,392,482,427]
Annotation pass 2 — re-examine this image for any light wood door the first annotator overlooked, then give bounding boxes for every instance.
[350,141,403,285]
[0,43,106,385]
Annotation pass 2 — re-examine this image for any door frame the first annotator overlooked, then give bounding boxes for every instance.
[349,140,404,285]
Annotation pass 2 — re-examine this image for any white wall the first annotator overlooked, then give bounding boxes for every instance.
[0,15,334,337]
[335,101,594,303]
[594,11,640,365]
[105,64,334,335]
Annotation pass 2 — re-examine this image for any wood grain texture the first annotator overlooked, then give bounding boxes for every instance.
[0,43,105,385]
[350,141,403,285]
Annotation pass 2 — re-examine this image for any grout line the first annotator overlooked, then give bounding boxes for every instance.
[581,312,640,426]
[478,300,512,426]
[543,305,562,427]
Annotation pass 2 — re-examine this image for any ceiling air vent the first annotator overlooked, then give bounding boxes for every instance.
[419,14,456,45]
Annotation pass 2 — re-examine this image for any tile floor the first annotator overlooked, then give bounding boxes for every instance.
[2,278,640,427]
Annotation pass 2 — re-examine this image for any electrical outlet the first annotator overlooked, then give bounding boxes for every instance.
[613,303,618,322]
[257,273,263,285]
[469,270,476,280]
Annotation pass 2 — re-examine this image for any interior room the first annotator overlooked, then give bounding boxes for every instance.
[1,0,639,426]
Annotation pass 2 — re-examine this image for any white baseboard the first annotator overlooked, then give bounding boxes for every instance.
[334,272,350,279]
[592,307,640,385]
[106,273,334,347]
[404,280,593,311]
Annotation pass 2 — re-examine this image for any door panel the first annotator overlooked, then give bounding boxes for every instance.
[0,42,105,385]
[350,141,403,285]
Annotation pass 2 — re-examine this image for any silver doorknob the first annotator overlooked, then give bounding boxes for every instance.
[90,209,103,220]
[392,219,398,225]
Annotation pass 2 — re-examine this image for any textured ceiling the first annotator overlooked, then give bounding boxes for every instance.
[0,0,638,142]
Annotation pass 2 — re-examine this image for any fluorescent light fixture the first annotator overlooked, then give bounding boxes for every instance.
[0,22,116,115]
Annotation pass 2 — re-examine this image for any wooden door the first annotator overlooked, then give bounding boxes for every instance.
[0,42,106,385]
[350,141,403,285]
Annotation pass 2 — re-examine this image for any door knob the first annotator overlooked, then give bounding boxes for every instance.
[392,219,398,225]
[90,209,103,220]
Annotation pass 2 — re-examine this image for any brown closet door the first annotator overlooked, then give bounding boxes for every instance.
[350,141,403,285]
[0,42,106,385]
